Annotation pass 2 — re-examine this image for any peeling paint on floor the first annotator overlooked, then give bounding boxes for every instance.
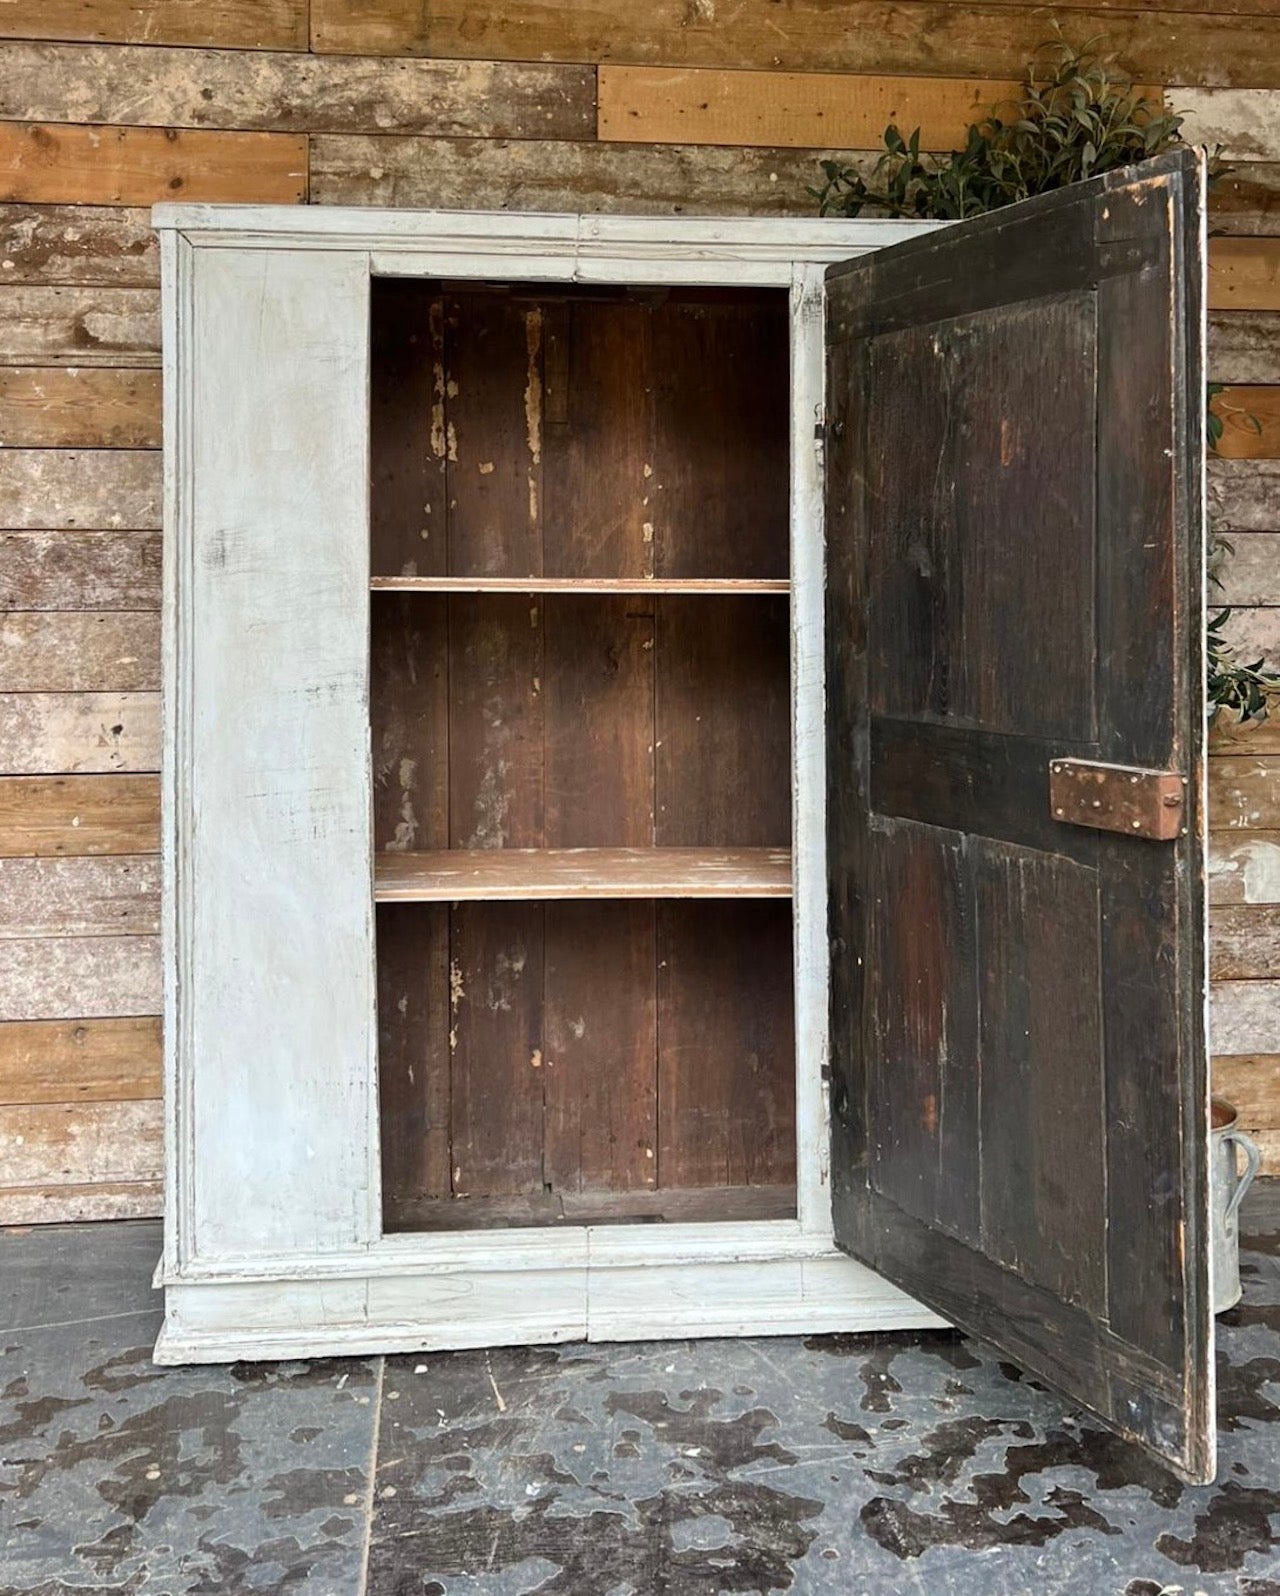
[2,1188,1279,1594]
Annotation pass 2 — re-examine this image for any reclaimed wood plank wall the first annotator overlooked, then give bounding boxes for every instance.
[1,0,1278,1220]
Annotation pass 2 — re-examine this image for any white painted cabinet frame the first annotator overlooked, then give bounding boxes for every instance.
[153,205,945,1364]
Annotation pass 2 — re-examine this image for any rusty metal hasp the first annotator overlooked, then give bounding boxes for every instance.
[1049,758,1188,841]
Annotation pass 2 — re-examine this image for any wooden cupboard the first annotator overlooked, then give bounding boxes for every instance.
[155,151,1213,1479]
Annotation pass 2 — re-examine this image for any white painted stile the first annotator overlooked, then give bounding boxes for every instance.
[155,204,946,1364]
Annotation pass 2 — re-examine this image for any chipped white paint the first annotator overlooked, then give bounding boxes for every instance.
[1210,834,1280,905]
[1176,91,1280,164]
[156,204,942,1361]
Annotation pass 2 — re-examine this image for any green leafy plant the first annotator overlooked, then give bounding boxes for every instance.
[813,27,1190,219]
[812,27,1276,725]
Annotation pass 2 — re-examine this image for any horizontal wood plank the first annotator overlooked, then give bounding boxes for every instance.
[1209,162,1280,237]
[0,1098,162,1184]
[308,1,1280,88]
[4,42,595,141]
[1211,904,1280,979]
[1213,1054,1280,1125]
[0,611,159,691]
[0,0,305,50]
[0,367,161,446]
[0,774,159,856]
[0,450,160,529]
[0,1015,161,1104]
[1210,238,1280,312]
[0,691,159,773]
[1209,459,1280,534]
[1210,831,1280,905]
[1210,385,1280,460]
[1210,756,1280,832]
[1210,313,1280,385]
[1179,88,1280,162]
[375,847,793,901]
[0,1176,161,1223]
[0,855,158,938]
[0,934,160,1021]
[0,530,160,610]
[1213,533,1280,607]
[0,205,158,285]
[1211,716,1280,754]
[1219,606,1280,665]
[1211,979,1280,1056]
[312,133,886,214]
[598,66,1021,152]
[0,288,159,365]
[0,122,307,206]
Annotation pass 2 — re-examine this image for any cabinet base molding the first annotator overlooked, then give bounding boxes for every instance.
[155,1243,945,1365]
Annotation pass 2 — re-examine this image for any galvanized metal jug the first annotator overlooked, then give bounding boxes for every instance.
[1210,1095,1262,1314]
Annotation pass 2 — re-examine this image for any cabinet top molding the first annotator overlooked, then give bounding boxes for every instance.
[150,203,942,270]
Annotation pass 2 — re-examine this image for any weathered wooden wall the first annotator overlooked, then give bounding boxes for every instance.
[1,0,1277,1220]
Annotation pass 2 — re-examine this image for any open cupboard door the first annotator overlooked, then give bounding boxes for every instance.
[824,150,1211,1480]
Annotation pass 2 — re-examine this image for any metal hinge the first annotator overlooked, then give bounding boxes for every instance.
[1049,758,1188,841]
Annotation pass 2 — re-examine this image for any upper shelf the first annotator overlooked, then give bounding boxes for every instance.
[371,577,790,595]
[374,847,793,902]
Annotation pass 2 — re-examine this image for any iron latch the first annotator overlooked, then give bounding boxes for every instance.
[1049,759,1188,841]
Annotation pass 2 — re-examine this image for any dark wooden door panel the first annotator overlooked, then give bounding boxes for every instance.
[825,151,1210,1480]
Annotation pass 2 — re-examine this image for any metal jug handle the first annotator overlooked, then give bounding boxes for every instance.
[1223,1128,1263,1224]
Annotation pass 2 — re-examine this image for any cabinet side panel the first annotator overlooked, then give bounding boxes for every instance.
[180,244,374,1261]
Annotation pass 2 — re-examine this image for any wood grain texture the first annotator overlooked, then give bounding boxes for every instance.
[1213,1055,1280,1153]
[1209,163,1280,236]
[0,691,159,773]
[1209,459,1280,533]
[543,900,657,1194]
[311,134,871,215]
[1210,314,1280,384]
[0,530,160,610]
[0,612,159,691]
[0,287,159,365]
[4,42,595,140]
[0,934,160,1020]
[1210,238,1280,312]
[0,774,159,856]
[1211,756,1280,831]
[309,0,1280,87]
[1210,832,1280,905]
[0,1015,161,1104]
[374,847,793,900]
[656,899,796,1190]
[370,593,449,855]
[0,205,158,285]
[0,367,161,446]
[0,1099,162,1185]
[0,855,158,938]
[0,0,306,49]
[0,122,307,206]
[1221,606,1280,664]
[1212,979,1280,1055]
[598,66,1021,152]
[448,900,545,1197]
[377,901,452,1216]
[0,1177,161,1223]
[1179,89,1280,163]
[1211,904,1280,979]
[0,450,159,530]
[1210,385,1280,459]
[1212,715,1280,754]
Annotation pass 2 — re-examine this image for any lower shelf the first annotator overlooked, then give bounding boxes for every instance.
[374,846,792,901]
[385,1183,797,1232]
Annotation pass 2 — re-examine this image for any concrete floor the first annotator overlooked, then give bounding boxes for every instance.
[2,1191,1278,1595]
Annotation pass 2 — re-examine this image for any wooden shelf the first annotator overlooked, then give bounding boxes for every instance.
[371,576,789,594]
[374,847,792,902]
